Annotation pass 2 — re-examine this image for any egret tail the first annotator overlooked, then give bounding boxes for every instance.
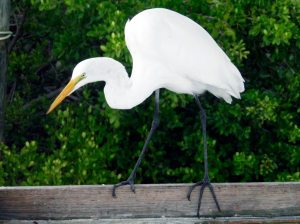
[112,89,160,197]
[187,96,221,217]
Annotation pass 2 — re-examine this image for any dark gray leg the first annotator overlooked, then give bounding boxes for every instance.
[187,96,221,217]
[112,89,160,197]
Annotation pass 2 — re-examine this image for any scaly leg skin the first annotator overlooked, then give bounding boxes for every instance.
[112,89,160,198]
[187,96,221,217]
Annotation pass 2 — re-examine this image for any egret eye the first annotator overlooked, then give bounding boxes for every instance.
[79,73,86,80]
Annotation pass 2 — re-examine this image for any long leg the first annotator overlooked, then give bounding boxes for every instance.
[112,89,160,197]
[187,96,221,217]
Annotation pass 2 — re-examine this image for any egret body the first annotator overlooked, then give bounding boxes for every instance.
[47,8,244,217]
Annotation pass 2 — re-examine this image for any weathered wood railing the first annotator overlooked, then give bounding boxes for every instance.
[0,182,299,223]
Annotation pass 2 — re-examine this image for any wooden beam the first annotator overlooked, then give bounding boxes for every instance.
[0,183,299,220]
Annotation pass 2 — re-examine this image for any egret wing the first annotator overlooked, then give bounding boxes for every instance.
[125,8,244,102]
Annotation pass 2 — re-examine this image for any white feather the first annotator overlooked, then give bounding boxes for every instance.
[71,8,245,109]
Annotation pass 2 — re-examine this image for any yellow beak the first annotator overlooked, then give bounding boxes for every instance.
[47,76,81,114]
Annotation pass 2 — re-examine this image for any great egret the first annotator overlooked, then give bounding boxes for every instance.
[47,8,244,217]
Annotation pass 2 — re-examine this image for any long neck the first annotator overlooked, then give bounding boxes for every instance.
[103,65,153,110]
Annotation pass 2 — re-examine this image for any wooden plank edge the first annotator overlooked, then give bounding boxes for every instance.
[1,182,300,190]
[1,216,300,224]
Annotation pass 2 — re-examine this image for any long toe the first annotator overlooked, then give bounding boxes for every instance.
[129,181,136,193]
[208,183,221,212]
[188,179,221,216]
[112,179,136,198]
[187,181,203,201]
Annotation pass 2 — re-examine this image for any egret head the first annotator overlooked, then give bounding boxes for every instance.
[46,57,126,114]
[46,60,92,114]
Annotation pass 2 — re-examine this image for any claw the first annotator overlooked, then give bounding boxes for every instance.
[112,178,136,198]
[130,183,136,193]
[187,179,221,217]
[187,180,203,201]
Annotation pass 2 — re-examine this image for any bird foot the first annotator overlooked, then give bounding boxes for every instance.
[112,177,136,198]
[187,176,221,217]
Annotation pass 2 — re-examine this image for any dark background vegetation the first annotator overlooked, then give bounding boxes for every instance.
[0,0,299,185]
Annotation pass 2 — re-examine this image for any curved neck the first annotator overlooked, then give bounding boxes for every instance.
[79,57,155,109]
[103,65,153,109]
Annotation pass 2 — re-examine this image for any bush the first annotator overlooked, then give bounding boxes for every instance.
[1,0,299,186]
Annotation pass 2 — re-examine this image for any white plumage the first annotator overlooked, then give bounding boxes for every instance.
[47,8,245,215]
[125,8,244,104]
[48,7,244,112]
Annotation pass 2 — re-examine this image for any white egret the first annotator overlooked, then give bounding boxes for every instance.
[47,8,244,217]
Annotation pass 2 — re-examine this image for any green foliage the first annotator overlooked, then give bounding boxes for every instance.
[233,152,256,181]
[1,0,299,186]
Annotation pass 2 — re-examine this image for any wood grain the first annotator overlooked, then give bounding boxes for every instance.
[0,183,299,220]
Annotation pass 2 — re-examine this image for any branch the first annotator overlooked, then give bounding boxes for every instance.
[22,86,80,111]
[8,9,27,53]
[22,88,62,110]
[7,79,16,103]
[36,58,56,76]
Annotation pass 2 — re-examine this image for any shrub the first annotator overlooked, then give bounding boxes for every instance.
[1,0,299,186]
